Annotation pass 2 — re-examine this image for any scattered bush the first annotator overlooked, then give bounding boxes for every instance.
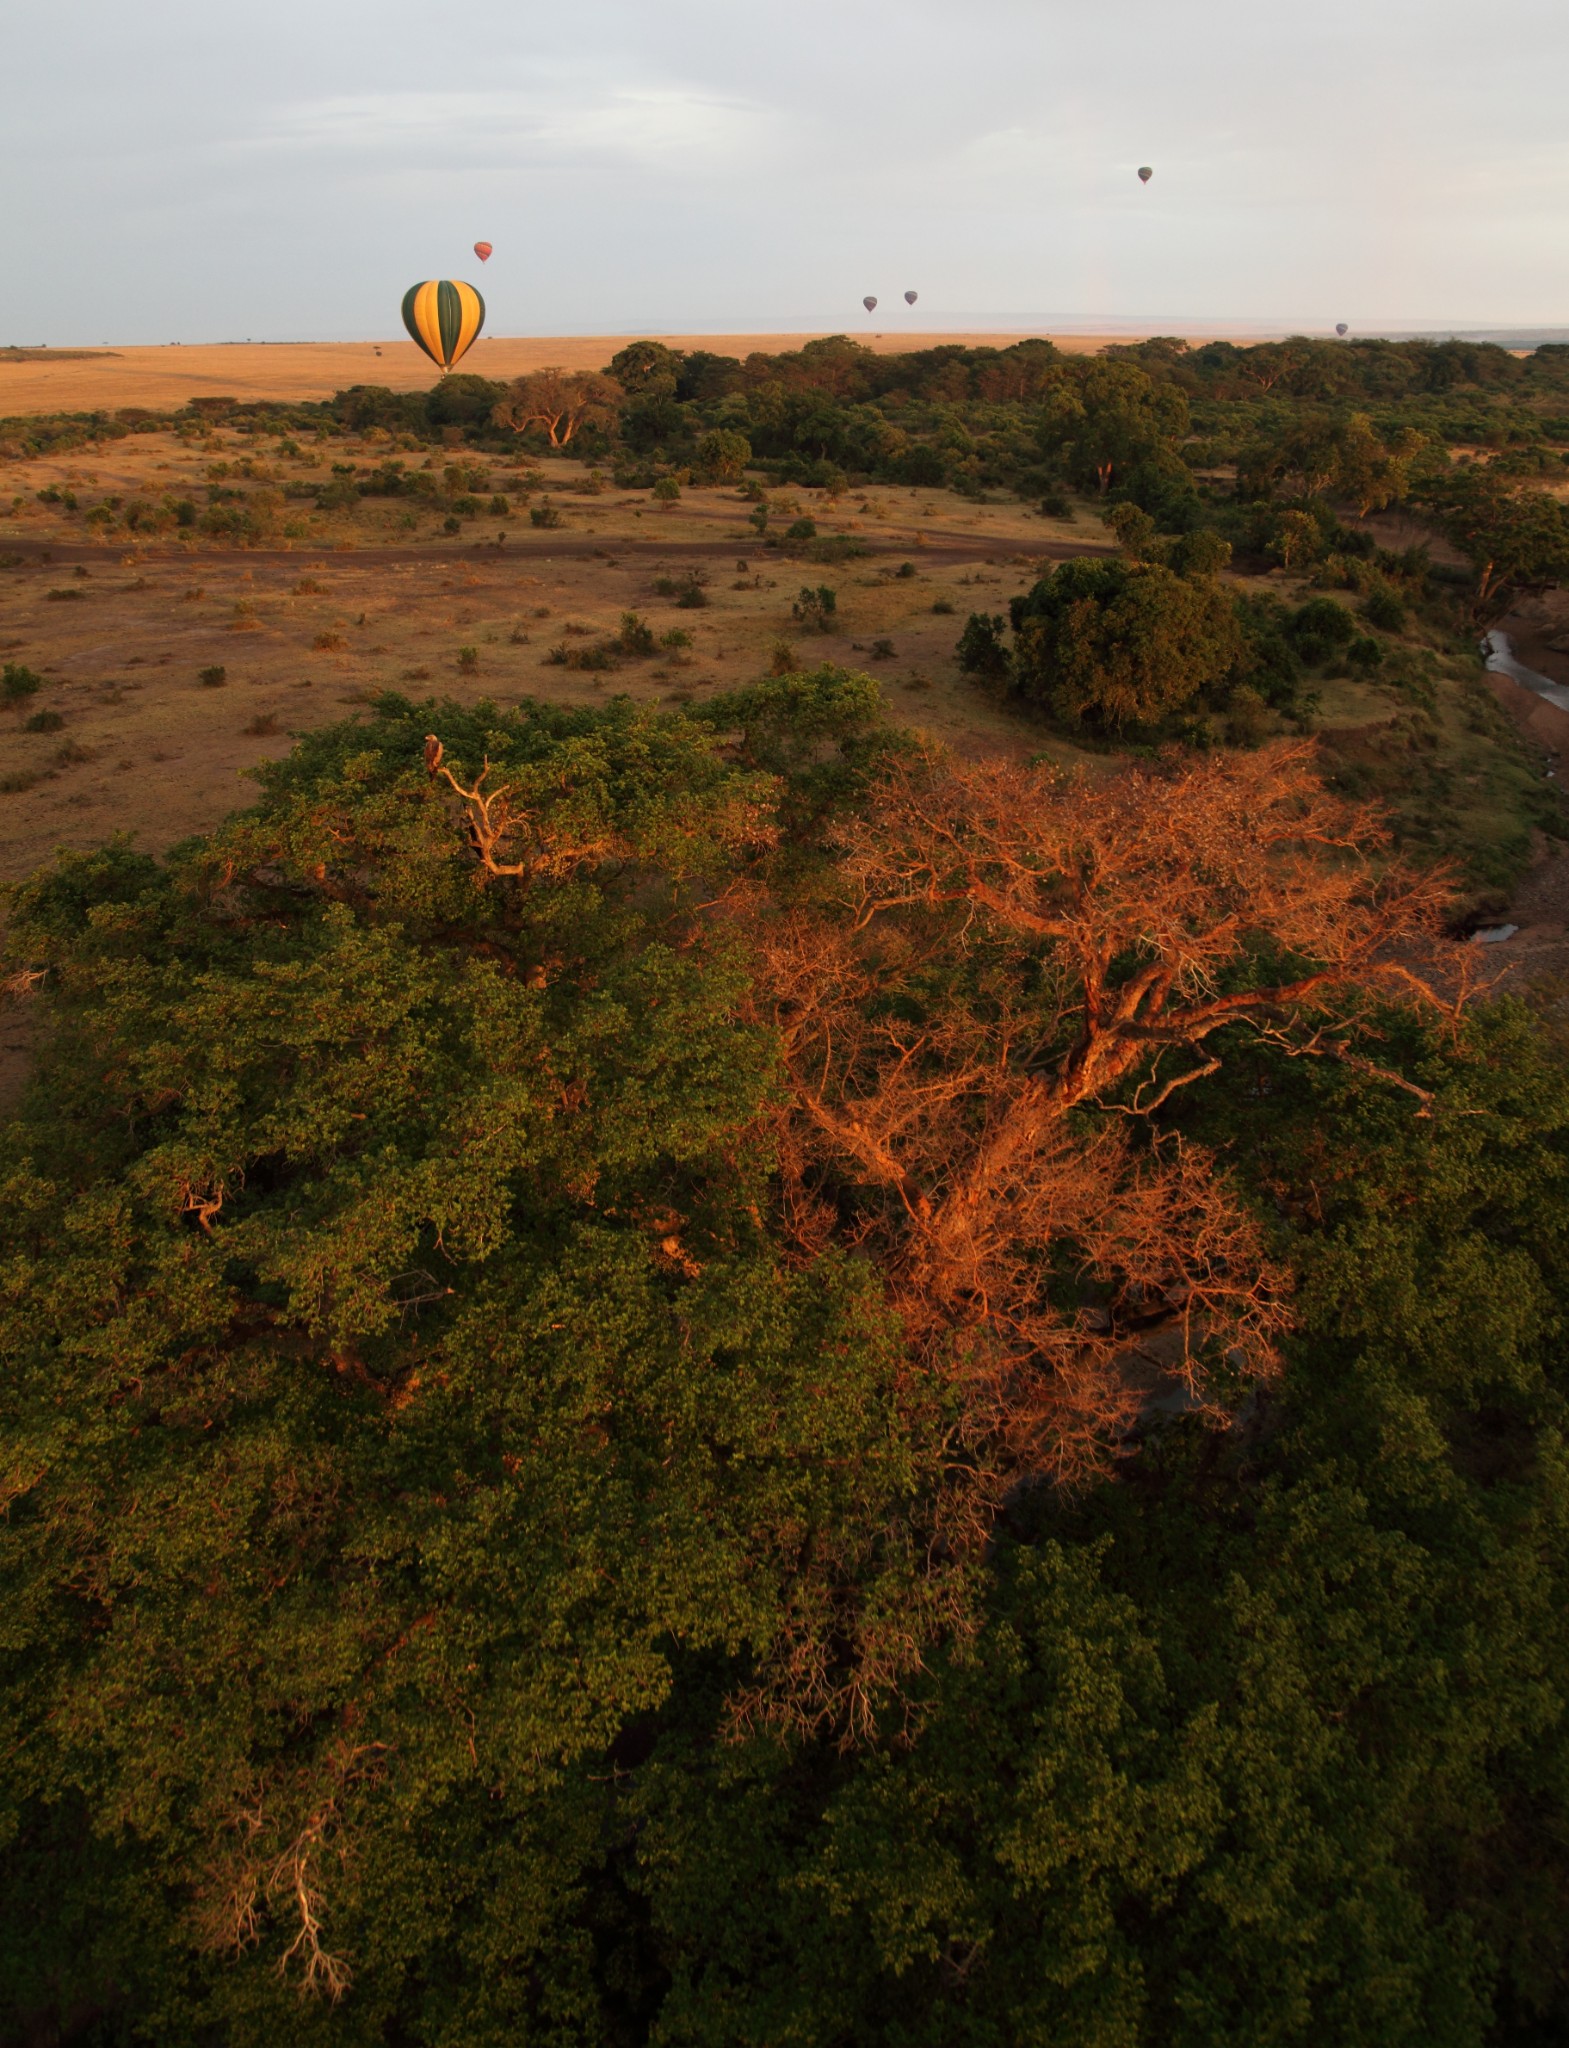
[198,665,227,688]
[792,585,838,632]
[544,641,618,671]
[23,709,63,733]
[1363,582,1407,632]
[1347,634,1385,676]
[457,647,479,674]
[530,500,564,529]
[616,612,657,657]
[2,664,43,703]
[654,572,709,610]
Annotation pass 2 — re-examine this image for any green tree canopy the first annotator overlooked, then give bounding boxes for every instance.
[1006,556,1242,730]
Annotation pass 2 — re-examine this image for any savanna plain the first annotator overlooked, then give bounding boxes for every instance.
[6,328,1569,2048]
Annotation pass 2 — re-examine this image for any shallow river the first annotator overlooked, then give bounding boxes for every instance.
[1481,628,1569,713]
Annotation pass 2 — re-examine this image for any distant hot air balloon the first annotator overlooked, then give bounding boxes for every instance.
[863,295,878,312]
[401,280,486,372]
[1137,166,1153,184]
[474,241,492,263]
[1336,321,1349,337]
[904,290,918,306]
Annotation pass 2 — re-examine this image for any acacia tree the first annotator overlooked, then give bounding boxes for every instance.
[491,368,621,447]
[744,742,1453,1490]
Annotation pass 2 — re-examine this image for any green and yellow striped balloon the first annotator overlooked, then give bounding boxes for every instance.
[400,279,485,372]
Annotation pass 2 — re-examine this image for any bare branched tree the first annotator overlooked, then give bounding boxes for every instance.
[742,742,1458,1492]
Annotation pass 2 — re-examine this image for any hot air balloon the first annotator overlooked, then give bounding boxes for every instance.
[474,241,493,263]
[401,280,486,373]
[863,296,878,312]
[1336,322,1349,337]
[904,290,918,306]
[1137,165,1153,184]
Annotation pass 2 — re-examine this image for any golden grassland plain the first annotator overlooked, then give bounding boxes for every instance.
[0,426,1106,878]
[0,333,1215,416]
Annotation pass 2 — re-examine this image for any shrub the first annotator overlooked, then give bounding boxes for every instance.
[655,572,710,610]
[1363,582,1407,632]
[312,632,345,653]
[869,638,895,660]
[616,612,657,657]
[956,612,1010,680]
[243,713,281,736]
[1287,596,1357,668]
[198,665,227,688]
[442,516,462,535]
[487,494,511,517]
[784,517,818,541]
[45,588,85,603]
[530,500,564,529]
[1347,634,1385,676]
[653,478,682,507]
[806,535,869,564]
[544,641,618,671]
[457,647,479,674]
[932,597,956,615]
[792,586,838,632]
[2,664,43,703]
[23,709,63,733]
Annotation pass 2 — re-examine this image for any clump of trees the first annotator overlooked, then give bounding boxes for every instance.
[998,556,1242,730]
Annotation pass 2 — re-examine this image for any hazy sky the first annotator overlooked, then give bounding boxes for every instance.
[7,0,1569,343]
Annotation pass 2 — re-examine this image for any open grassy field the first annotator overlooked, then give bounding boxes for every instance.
[0,422,1113,882]
[0,331,1194,415]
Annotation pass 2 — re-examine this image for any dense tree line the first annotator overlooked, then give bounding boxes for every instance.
[3,679,1568,2045]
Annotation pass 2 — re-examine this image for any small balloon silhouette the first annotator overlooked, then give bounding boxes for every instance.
[904,290,918,305]
[863,295,878,312]
[1137,165,1153,184]
[1336,321,1349,337]
[473,241,493,263]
